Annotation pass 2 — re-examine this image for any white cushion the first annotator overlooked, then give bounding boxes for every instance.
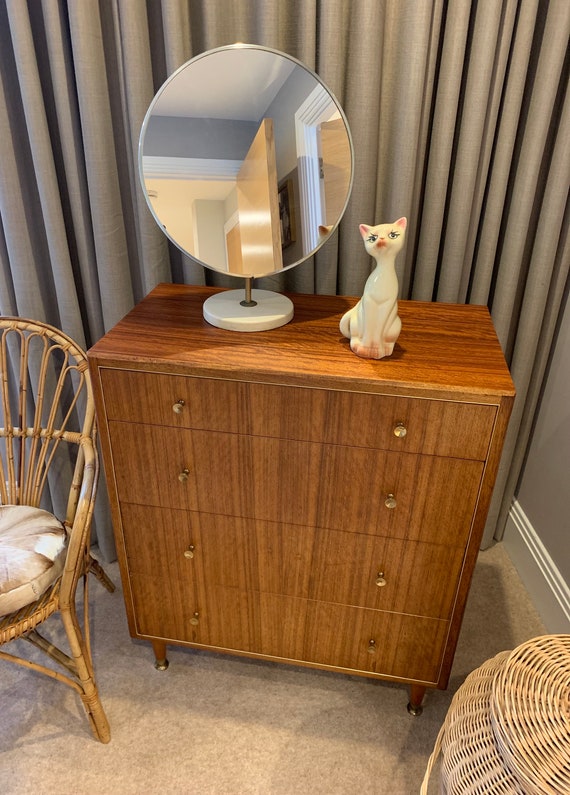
[0,506,67,617]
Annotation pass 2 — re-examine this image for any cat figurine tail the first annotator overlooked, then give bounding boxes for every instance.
[340,217,407,359]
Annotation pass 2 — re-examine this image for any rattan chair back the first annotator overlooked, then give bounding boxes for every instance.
[0,317,111,742]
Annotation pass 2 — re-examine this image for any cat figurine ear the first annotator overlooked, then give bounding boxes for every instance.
[340,218,406,359]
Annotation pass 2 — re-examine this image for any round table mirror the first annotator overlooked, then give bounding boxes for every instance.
[139,44,354,330]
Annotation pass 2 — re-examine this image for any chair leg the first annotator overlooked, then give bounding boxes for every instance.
[80,685,111,743]
[87,555,115,593]
[61,604,111,743]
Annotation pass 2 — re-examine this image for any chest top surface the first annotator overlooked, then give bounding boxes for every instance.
[88,284,514,402]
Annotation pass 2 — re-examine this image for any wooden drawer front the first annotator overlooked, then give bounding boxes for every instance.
[109,422,322,527]
[321,391,494,460]
[100,368,495,460]
[317,446,483,547]
[130,582,307,661]
[302,600,448,683]
[109,423,482,547]
[310,528,463,618]
[101,368,250,435]
[119,504,316,600]
[208,520,463,619]
[132,582,447,685]
[100,368,328,441]
[119,504,463,620]
[200,590,448,684]
[129,572,201,643]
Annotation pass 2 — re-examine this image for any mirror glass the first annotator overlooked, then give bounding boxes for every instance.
[139,44,353,280]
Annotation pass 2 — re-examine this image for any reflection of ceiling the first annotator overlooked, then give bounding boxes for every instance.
[151,48,296,121]
[142,156,241,179]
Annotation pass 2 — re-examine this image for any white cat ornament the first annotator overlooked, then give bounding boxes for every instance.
[340,217,407,359]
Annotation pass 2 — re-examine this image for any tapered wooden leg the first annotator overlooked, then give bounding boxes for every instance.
[152,640,169,670]
[407,684,426,716]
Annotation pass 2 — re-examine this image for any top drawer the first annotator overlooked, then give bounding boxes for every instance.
[99,367,496,460]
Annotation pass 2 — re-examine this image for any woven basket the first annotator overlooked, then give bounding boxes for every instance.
[490,634,570,795]
[421,650,526,794]
[421,635,570,794]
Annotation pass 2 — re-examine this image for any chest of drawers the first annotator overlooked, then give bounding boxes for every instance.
[88,284,514,712]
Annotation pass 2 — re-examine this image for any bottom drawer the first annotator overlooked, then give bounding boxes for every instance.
[131,579,448,685]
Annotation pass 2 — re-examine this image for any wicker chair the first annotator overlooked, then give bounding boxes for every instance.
[0,317,114,743]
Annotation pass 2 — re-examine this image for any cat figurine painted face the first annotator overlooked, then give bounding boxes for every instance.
[339,217,406,359]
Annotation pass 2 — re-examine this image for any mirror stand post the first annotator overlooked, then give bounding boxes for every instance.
[240,278,257,308]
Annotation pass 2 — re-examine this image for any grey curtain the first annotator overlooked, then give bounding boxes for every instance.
[0,0,568,558]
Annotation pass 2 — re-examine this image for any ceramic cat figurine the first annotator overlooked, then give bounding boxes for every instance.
[340,217,407,359]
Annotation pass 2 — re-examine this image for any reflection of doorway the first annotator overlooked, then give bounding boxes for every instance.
[320,118,351,225]
[235,118,283,275]
[224,212,243,272]
[295,86,340,252]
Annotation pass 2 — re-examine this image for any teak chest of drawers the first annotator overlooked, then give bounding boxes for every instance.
[88,284,515,712]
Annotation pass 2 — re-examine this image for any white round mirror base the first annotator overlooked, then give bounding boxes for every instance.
[202,290,294,332]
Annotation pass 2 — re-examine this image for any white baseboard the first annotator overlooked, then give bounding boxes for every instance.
[503,500,570,634]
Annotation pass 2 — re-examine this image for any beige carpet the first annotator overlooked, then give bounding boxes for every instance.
[0,543,545,795]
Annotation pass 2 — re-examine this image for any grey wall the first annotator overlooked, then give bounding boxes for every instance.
[144,116,258,160]
[516,290,570,583]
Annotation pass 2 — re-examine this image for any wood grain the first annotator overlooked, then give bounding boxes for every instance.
[89,284,515,401]
[100,368,497,460]
[119,503,463,621]
[87,283,515,701]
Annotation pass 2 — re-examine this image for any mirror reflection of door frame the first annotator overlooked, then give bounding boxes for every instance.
[295,86,340,253]
[235,118,282,275]
[224,211,243,273]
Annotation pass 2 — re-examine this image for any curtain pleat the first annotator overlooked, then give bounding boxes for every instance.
[113,0,173,296]
[67,2,135,331]
[437,1,506,303]
[412,2,472,301]
[7,3,85,343]
[469,0,537,307]
[160,2,193,72]
[492,7,568,350]
[42,0,106,341]
[1,0,568,557]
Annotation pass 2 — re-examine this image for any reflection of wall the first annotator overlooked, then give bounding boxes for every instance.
[194,200,227,269]
[280,169,303,268]
[145,116,258,160]
[266,67,316,180]
[146,178,195,254]
[144,177,236,264]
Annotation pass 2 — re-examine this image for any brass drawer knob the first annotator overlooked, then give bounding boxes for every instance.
[178,468,190,483]
[173,399,185,414]
[384,493,397,509]
[367,639,377,655]
[190,611,200,626]
[375,572,387,587]
[393,422,407,438]
[183,545,195,559]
